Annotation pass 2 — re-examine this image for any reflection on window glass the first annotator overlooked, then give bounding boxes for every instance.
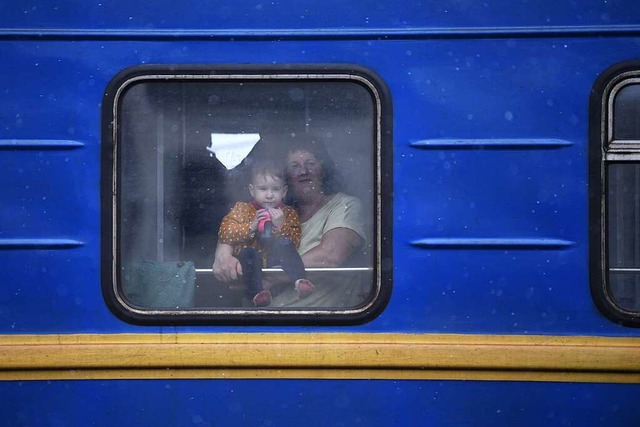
[614,84,640,140]
[114,74,380,315]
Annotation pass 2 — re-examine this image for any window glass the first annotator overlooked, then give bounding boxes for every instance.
[607,163,640,311]
[104,67,389,323]
[613,84,640,140]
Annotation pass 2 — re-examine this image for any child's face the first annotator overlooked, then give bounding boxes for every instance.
[248,173,287,209]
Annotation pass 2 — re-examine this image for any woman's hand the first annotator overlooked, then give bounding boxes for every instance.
[212,242,243,282]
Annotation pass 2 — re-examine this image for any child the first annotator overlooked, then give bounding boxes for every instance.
[217,160,315,306]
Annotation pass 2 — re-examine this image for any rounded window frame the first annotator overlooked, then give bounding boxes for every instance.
[590,60,640,327]
[101,64,393,325]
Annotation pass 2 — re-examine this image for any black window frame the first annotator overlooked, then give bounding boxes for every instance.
[590,60,640,327]
[101,64,393,325]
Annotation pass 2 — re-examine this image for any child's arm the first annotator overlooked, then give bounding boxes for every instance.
[218,203,257,245]
[274,206,301,248]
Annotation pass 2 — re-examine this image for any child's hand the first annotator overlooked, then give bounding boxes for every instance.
[249,217,259,232]
[251,209,271,232]
[249,211,261,232]
[268,208,284,229]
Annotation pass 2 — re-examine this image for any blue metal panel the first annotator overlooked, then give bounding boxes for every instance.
[1,379,639,426]
[0,1,639,33]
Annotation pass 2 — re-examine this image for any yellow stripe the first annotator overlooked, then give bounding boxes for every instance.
[1,333,639,383]
[3,369,640,383]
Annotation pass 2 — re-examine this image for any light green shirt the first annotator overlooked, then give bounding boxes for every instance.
[270,193,371,308]
[298,193,366,256]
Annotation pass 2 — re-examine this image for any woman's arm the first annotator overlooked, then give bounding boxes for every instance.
[300,227,363,268]
[212,241,243,281]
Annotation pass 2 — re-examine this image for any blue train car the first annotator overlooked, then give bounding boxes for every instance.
[2,0,640,425]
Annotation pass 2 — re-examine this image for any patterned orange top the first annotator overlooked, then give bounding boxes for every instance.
[218,202,302,258]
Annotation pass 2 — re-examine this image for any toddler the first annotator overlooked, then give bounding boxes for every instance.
[217,160,315,306]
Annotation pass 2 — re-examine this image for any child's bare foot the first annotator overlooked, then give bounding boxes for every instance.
[253,290,272,307]
[295,279,315,299]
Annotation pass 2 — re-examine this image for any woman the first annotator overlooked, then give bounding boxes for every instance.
[212,134,368,307]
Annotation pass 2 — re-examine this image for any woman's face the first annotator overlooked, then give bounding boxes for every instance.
[286,150,324,198]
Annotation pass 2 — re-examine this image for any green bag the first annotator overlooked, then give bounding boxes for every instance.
[122,261,196,309]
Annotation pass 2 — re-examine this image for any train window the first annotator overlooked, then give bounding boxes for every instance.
[101,65,392,325]
[591,63,640,326]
